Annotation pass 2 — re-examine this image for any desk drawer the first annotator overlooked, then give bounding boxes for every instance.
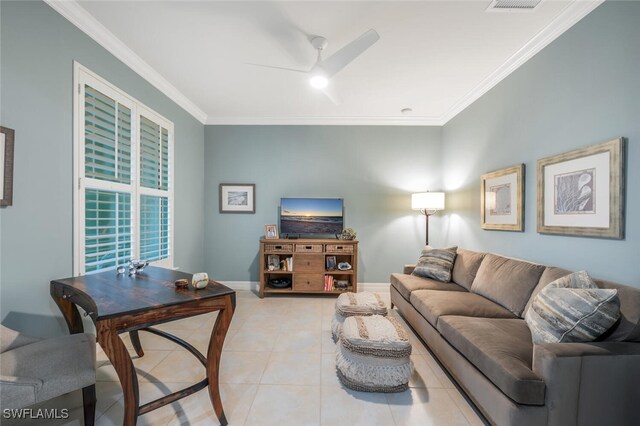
[294,274,323,291]
[294,255,323,272]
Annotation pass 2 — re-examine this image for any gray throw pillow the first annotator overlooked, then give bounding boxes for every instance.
[412,246,457,283]
[525,271,620,344]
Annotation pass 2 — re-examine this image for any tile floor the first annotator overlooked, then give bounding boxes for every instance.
[9,291,486,425]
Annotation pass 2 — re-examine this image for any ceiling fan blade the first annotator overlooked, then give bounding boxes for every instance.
[321,85,341,106]
[245,63,309,74]
[316,29,380,77]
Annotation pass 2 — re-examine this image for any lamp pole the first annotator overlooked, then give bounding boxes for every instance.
[422,209,432,246]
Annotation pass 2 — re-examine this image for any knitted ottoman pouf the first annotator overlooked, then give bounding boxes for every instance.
[331,292,388,342]
[336,314,413,392]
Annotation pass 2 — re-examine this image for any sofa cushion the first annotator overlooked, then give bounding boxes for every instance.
[525,267,640,343]
[412,246,457,282]
[452,248,486,290]
[410,289,516,328]
[526,271,620,344]
[390,273,467,301]
[471,254,545,317]
[437,316,545,405]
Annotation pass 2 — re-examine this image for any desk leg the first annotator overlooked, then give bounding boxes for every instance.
[129,330,145,357]
[206,296,234,426]
[97,321,140,426]
[52,294,84,334]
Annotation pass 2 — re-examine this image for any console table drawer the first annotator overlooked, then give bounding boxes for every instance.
[325,244,354,253]
[295,244,323,253]
[294,274,323,291]
[264,243,293,253]
[294,255,323,272]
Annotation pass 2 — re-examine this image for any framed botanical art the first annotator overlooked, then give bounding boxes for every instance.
[219,183,255,213]
[537,137,625,239]
[0,126,15,207]
[480,164,524,231]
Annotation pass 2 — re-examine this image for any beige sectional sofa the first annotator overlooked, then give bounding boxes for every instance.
[390,248,640,426]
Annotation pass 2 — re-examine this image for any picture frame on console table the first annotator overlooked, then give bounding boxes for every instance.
[537,137,625,239]
[219,183,255,213]
[265,224,279,239]
[480,164,524,231]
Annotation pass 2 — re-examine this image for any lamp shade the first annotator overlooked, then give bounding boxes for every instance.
[412,192,445,211]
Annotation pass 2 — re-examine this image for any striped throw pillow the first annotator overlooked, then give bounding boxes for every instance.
[525,271,620,344]
[412,246,457,282]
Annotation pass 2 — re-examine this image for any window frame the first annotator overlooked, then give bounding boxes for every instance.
[73,62,174,275]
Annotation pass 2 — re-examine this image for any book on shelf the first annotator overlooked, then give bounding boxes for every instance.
[324,275,335,292]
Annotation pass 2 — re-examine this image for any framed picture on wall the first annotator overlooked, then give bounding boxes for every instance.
[219,183,255,213]
[0,126,15,207]
[537,137,625,239]
[480,164,524,231]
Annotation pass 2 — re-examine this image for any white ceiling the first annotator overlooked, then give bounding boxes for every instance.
[58,1,602,125]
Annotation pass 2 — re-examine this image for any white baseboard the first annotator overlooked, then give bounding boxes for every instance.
[218,281,390,293]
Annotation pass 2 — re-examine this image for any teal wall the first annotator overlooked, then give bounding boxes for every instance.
[204,126,443,283]
[441,1,639,286]
[0,1,205,335]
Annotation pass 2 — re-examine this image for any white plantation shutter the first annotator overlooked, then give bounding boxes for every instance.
[139,195,170,262]
[84,189,132,272]
[84,86,132,184]
[74,64,174,275]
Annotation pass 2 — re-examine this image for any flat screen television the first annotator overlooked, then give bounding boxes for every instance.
[280,198,344,236]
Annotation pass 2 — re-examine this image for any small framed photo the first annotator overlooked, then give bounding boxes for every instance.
[219,183,255,213]
[265,224,279,239]
[267,255,280,271]
[537,137,625,239]
[1,127,15,207]
[480,164,525,231]
[326,255,337,270]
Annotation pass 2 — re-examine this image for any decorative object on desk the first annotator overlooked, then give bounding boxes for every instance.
[0,127,14,207]
[174,279,189,288]
[268,277,291,288]
[339,228,357,240]
[128,259,149,275]
[192,272,209,289]
[326,255,337,270]
[481,164,525,231]
[267,255,280,271]
[411,191,445,246]
[219,183,255,213]
[338,262,352,271]
[265,224,279,239]
[537,138,625,239]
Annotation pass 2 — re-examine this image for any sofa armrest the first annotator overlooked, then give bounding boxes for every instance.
[532,342,640,426]
[403,264,416,275]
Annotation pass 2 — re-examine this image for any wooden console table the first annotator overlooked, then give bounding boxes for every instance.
[259,238,358,298]
[50,267,235,426]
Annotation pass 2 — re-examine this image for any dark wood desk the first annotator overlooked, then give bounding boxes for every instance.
[50,267,235,426]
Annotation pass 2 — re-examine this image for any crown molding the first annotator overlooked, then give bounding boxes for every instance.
[439,0,605,125]
[44,0,208,124]
[205,116,443,126]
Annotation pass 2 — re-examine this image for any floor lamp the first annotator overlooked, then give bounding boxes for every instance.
[412,192,445,246]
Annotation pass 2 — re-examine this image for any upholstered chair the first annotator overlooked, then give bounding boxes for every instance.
[0,324,96,425]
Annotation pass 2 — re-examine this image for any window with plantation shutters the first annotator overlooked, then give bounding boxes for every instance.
[74,63,174,275]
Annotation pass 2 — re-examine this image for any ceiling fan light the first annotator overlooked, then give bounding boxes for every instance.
[309,75,329,89]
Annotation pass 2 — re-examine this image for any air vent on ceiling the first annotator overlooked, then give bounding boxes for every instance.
[487,0,542,11]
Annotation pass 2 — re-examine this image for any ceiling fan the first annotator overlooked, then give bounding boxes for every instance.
[249,29,380,104]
